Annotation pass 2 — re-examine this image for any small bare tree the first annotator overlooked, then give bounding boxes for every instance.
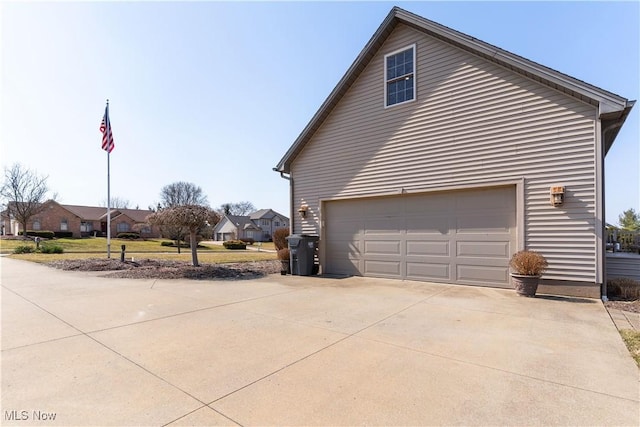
[160,182,208,208]
[147,205,219,266]
[218,201,256,216]
[0,164,51,238]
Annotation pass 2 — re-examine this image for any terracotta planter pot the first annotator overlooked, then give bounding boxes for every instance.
[511,274,540,297]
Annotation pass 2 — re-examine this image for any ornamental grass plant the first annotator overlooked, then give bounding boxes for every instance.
[277,248,290,261]
[509,250,548,276]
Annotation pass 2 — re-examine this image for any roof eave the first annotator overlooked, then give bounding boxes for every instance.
[603,100,635,156]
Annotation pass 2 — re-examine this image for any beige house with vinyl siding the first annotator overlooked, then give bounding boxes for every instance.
[275,7,634,298]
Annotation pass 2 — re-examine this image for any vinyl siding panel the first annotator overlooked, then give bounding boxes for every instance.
[291,24,598,283]
[607,254,640,281]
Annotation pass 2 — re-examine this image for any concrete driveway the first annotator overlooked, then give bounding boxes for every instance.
[1,257,638,426]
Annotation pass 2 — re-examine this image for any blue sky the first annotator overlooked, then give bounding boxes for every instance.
[1,1,638,224]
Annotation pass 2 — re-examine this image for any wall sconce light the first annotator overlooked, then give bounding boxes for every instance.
[550,186,565,207]
[298,205,309,219]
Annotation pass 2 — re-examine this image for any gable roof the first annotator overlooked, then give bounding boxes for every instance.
[248,209,289,221]
[220,214,262,232]
[60,203,109,220]
[112,208,153,223]
[275,6,634,173]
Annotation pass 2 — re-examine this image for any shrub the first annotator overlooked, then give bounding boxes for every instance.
[277,248,290,261]
[19,230,55,239]
[117,232,140,239]
[273,228,290,250]
[223,240,247,250]
[39,244,64,254]
[240,238,255,245]
[161,240,190,248]
[13,245,35,254]
[54,231,74,238]
[509,250,548,276]
[608,277,640,301]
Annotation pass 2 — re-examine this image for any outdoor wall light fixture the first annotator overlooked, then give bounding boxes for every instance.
[298,205,309,219]
[550,186,565,207]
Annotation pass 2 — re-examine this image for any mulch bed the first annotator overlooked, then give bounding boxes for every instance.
[604,300,640,314]
[47,258,282,280]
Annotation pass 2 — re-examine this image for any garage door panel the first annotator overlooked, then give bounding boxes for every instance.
[406,216,451,234]
[456,214,514,233]
[364,260,401,276]
[364,218,402,233]
[362,198,402,215]
[457,264,510,285]
[326,239,361,254]
[456,188,512,210]
[456,241,511,258]
[405,194,453,213]
[326,257,361,276]
[330,219,362,234]
[324,187,515,287]
[406,262,450,280]
[406,240,450,256]
[364,240,401,255]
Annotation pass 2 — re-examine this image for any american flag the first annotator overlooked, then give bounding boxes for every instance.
[100,103,115,153]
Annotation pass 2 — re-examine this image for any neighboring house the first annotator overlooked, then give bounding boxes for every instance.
[1,200,159,238]
[274,7,634,298]
[212,209,289,242]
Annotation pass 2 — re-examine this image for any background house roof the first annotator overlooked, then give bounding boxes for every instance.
[227,214,262,231]
[55,204,108,220]
[248,209,289,221]
[275,6,634,173]
[112,208,153,223]
[55,202,153,222]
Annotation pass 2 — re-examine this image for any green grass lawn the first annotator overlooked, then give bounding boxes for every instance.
[0,237,228,254]
[253,241,276,251]
[1,237,277,264]
[620,330,640,367]
[10,250,277,264]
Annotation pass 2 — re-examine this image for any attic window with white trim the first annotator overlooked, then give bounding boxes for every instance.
[384,44,416,107]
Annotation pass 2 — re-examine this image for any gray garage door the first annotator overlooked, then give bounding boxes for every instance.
[324,186,516,287]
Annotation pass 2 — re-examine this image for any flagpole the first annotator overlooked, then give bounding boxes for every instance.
[107,147,111,258]
[100,98,114,258]
[106,99,111,259]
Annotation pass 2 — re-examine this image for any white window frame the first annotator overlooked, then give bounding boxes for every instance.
[384,44,416,108]
[60,219,68,231]
[32,220,41,230]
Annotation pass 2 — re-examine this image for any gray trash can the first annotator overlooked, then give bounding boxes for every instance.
[287,234,319,276]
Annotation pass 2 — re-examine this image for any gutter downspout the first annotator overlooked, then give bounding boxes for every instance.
[273,168,293,234]
[600,113,631,301]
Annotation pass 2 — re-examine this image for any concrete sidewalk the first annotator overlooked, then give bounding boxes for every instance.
[608,307,640,331]
[1,257,638,426]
